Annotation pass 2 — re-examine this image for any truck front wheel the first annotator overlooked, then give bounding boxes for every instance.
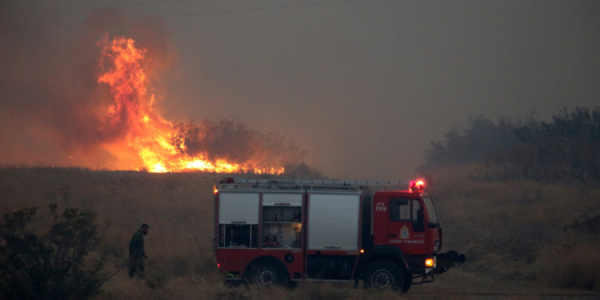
[364,259,406,291]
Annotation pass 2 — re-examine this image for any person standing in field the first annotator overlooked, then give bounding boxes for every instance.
[129,224,149,278]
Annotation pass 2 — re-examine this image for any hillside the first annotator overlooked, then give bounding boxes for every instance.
[1,167,599,299]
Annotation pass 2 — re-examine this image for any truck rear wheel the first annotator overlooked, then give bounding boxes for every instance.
[364,259,406,292]
[244,262,287,287]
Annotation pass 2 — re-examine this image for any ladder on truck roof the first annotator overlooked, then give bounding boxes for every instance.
[218,177,407,191]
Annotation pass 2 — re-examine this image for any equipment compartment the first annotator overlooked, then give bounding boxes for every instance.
[261,206,302,249]
[261,193,303,249]
[219,224,258,248]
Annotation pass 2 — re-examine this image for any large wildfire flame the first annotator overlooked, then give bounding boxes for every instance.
[96,35,284,174]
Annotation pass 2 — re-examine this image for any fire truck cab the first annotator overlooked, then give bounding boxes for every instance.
[213,177,464,293]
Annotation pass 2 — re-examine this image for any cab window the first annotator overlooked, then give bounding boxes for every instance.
[390,198,422,224]
[389,198,410,221]
[423,197,439,227]
[412,200,421,220]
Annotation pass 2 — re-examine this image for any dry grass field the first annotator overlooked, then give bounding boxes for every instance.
[428,165,600,291]
[1,166,599,299]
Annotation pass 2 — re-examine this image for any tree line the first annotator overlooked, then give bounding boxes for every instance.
[419,107,600,182]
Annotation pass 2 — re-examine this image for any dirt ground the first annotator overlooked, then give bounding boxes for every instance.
[406,269,600,299]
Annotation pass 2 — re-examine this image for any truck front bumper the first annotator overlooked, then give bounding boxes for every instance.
[434,250,466,274]
[408,250,466,284]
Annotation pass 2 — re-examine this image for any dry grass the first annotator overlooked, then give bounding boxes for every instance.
[0,167,217,296]
[428,164,600,289]
[1,166,599,299]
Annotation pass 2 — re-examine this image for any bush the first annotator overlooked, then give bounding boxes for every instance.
[0,204,109,300]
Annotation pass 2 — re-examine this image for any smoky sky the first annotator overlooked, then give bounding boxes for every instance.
[1,0,600,179]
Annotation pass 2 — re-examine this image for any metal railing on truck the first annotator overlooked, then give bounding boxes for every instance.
[218,177,407,191]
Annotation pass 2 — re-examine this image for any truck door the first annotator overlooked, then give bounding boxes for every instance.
[386,198,427,254]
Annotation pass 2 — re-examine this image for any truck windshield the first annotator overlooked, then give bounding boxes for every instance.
[423,197,439,227]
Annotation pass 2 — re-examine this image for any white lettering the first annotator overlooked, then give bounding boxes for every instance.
[376,203,387,212]
[388,239,425,244]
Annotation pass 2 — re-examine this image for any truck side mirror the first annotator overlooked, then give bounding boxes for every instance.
[413,210,424,232]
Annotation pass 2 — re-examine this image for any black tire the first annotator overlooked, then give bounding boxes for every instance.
[402,274,412,293]
[244,262,286,287]
[288,280,298,289]
[363,259,406,292]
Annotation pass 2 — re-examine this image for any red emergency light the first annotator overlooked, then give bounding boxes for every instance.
[409,179,426,191]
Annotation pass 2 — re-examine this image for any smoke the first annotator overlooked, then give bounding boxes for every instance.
[0,3,303,171]
[172,120,304,167]
[0,6,171,167]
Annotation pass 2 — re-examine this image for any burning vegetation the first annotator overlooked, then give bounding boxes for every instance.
[95,35,290,174]
[0,9,305,174]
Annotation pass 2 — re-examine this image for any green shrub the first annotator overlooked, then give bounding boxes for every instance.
[0,204,109,300]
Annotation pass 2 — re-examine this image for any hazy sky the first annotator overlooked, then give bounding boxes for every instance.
[2,0,599,180]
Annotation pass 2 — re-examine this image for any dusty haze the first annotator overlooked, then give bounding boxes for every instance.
[1,0,599,179]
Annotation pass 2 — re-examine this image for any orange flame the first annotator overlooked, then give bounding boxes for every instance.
[97,35,284,174]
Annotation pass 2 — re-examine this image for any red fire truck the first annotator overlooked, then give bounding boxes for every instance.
[213,177,464,293]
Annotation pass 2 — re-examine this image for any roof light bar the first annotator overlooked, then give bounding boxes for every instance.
[409,179,426,191]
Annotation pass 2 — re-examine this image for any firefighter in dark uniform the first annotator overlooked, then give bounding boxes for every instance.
[129,224,149,278]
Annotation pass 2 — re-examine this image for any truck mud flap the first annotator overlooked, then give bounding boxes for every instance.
[435,250,466,274]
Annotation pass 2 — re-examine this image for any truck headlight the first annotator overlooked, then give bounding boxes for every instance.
[425,257,436,268]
